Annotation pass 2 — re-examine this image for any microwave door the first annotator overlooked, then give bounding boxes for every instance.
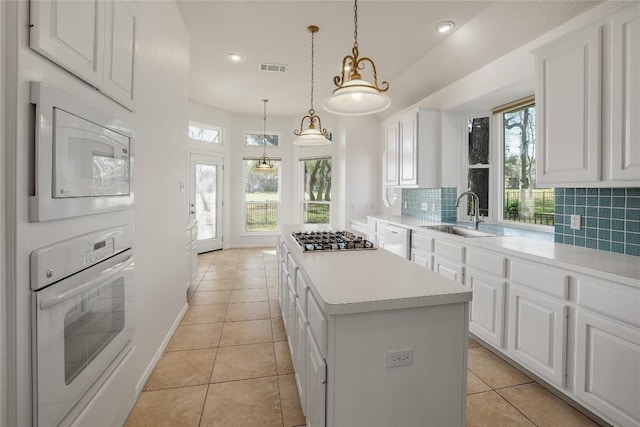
[52,109,130,199]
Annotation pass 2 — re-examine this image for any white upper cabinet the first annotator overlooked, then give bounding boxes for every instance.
[102,1,137,110]
[609,9,640,182]
[30,0,138,111]
[383,109,440,188]
[535,3,640,187]
[30,0,106,87]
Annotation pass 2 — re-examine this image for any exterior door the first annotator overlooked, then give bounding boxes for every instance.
[189,154,223,253]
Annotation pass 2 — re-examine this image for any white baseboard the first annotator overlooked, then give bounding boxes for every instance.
[134,302,189,395]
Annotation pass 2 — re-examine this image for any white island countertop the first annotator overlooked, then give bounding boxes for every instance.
[280,224,472,315]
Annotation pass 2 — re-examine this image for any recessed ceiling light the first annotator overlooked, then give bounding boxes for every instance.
[435,21,455,34]
[227,52,245,63]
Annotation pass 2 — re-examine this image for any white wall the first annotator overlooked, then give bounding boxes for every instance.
[3,1,190,425]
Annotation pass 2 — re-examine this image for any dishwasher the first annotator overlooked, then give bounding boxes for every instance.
[382,224,410,259]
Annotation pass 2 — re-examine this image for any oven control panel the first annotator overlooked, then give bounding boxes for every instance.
[84,238,115,265]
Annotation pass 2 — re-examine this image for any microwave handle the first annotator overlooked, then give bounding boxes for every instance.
[40,256,134,309]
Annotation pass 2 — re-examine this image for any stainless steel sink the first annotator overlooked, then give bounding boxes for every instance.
[422,225,497,238]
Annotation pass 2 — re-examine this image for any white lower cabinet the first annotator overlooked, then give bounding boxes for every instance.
[305,328,326,427]
[434,256,464,284]
[508,285,568,388]
[467,269,505,348]
[411,249,433,270]
[575,309,640,427]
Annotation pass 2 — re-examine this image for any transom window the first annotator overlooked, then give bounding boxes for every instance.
[245,132,279,147]
[189,122,221,144]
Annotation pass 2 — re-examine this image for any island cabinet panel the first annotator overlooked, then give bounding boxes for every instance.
[575,310,640,427]
[294,302,308,413]
[467,269,506,348]
[508,285,568,388]
[305,327,326,427]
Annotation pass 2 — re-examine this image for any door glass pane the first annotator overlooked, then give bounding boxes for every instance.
[468,117,490,165]
[195,164,217,240]
[64,278,125,384]
[244,160,280,232]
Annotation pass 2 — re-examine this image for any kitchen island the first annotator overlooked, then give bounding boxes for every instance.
[277,224,472,427]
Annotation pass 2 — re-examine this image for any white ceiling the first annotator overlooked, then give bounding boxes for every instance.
[177,1,599,118]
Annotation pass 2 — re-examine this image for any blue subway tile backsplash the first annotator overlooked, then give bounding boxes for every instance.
[555,188,640,256]
[401,188,457,222]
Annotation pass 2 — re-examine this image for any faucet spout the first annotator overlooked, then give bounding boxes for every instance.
[455,191,482,230]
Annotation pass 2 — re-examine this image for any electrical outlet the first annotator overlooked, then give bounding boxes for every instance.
[386,348,413,368]
[570,214,581,230]
[421,203,429,211]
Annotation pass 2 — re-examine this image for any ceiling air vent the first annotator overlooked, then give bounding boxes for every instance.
[259,63,288,73]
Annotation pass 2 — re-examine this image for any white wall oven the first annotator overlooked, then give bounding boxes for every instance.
[30,82,134,222]
[31,226,135,427]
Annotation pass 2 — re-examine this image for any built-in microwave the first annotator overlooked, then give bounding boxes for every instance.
[30,82,134,222]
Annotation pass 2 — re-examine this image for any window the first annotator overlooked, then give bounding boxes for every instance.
[189,122,221,143]
[244,159,280,232]
[502,103,554,225]
[465,117,490,217]
[245,132,279,147]
[301,158,331,224]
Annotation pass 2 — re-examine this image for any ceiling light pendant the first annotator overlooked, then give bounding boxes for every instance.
[294,25,331,146]
[256,99,274,172]
[322,0,390,116]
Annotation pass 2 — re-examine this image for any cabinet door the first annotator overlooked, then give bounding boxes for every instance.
[467,270,506,348]
[575,310,640,427]
[508,285,568,387]
[295,303,307,414]
[384,123,399,186]
[411,249,433,271]
[30,0,105,86]
[434,257,464,285]
[305,328,326,427]
[399,113,418,186]
[610,9,640,182]
[286,283,296,344]
[535,24,601,184]
[103,0,137,110]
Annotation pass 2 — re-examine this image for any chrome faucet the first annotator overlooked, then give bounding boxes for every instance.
[456,191,482,230]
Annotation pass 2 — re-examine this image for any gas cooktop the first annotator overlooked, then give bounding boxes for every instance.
[291,230,376,252]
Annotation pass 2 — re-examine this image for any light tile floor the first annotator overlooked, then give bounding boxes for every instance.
[126,248,602,427]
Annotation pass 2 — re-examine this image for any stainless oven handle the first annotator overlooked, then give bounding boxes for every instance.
[40,255,134,309]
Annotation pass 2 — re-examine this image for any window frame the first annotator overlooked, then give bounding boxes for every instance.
[241,158,282,236]
[188,121,223,144]
[300,156,332,225]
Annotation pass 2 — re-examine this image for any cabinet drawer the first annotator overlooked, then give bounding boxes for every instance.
[433,257,464,285]
[307,293,327,356]
[511,259,568,299]
[577,278,640,327]
[434,239,465,263]
[411,249,433,271]
[411,232,433,252]
[295,270,309,311]
[467,247,507,277]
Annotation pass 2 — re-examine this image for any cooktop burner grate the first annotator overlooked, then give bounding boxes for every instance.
[291,230,376,252]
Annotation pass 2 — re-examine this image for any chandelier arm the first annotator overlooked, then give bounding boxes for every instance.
[354,56,390,92]
[332,54,356,88]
